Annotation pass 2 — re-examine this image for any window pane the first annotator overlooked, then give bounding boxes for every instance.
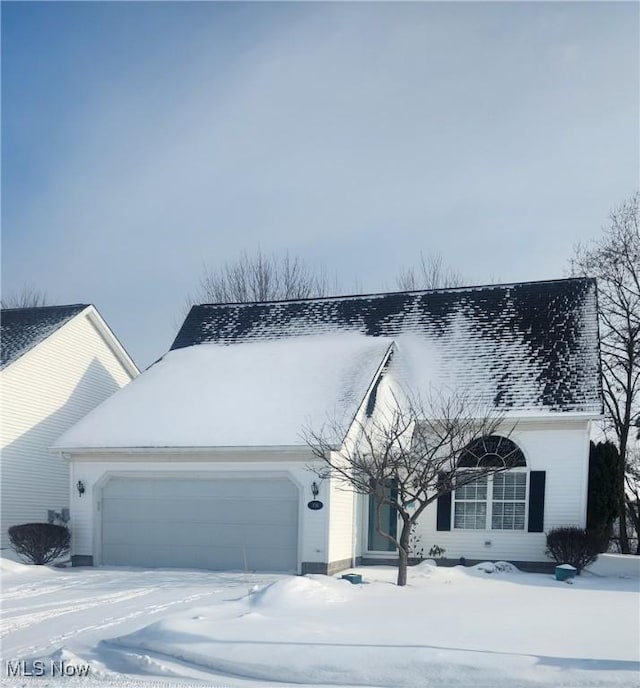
[455,502,487,529]
[475,503,487,528]
[514,503,525,529]
[457,476,487,500]
[492,502,504,529]
[493,474,505,500]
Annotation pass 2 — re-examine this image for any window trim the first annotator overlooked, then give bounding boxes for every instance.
[453,470,529,532]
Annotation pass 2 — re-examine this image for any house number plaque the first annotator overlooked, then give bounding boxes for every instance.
[307,500,324,510]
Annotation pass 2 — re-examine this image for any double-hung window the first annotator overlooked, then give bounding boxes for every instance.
[454,472,527,531]
[453,475,488,529]
[491,472,526,530]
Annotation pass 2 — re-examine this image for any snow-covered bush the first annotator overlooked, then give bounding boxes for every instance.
[472,561,518,574]
[8,523,70,565]
[545,527,600,573]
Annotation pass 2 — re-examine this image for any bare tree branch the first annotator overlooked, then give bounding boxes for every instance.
[396,253,465,291]
[1,285,49,309]
[186,249,338,307]
[571,191,640,552]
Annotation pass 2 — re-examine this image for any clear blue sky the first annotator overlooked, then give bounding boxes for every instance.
[2,1,638,368]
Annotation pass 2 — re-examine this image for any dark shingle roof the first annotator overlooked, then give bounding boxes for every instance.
[171,278,602,414]
[1,304,89,369]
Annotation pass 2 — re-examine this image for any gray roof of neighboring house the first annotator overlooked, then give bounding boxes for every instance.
[172,278,602,414]
[1,304,89,369]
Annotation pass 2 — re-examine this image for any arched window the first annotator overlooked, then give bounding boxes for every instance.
[454,436,528,531]
[458,435,526,469]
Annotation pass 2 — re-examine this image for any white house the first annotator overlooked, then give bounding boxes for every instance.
[55,278,602,573]
[1,304,139,549]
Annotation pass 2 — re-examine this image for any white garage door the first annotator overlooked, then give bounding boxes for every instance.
[101,477,298,572]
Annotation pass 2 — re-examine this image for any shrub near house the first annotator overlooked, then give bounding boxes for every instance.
[545,527,600,573]
[8,523,70,565]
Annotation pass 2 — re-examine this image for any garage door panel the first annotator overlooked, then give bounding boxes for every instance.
[103,478,297,500]
[103,498,297,526]
[101,477,298,572]
[103,521,297,549]
[103,543,295,571]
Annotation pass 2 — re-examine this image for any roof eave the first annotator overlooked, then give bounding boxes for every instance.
[84,306,140,378]
[53,444,327,456]
[499,410,603,421]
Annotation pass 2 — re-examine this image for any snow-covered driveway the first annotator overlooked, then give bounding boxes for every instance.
[2,566,273,655]
[1,558,639,687]
[1,561,283,685]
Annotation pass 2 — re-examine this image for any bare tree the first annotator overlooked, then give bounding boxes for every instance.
[188,249,336,305]
[304,390,517,586]
[1,285,48,309]
[571,192,640,553]
[396,253,464,291]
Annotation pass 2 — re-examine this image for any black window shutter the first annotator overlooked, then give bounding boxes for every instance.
[528,471,546,533]
[436,492,452,531]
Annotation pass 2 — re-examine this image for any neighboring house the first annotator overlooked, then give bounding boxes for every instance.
[55,278,602,573]
[1,305,139,549]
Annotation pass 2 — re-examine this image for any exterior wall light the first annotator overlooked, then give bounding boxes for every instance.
[76,480,85,497]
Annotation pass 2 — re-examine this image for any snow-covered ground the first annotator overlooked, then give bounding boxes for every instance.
[1,558,638,688]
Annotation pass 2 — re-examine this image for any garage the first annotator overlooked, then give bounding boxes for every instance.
[101,476,299,572]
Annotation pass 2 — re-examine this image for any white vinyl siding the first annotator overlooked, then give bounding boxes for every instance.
[362,420,592,563]
[327,470,356,565]
[0,310,136,548]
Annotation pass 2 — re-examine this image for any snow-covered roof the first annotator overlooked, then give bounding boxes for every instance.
[172,278,602,414]
[55,334,393,450]
[1,304,89,369]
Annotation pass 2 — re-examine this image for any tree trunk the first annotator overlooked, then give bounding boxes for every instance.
[397,548,408,586]
[618,429,630,553]
[617,333,636,554]
[396,520,412,587]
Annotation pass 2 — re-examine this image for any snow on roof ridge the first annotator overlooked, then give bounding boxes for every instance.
[191,276,594,309]
[0,303,89,313]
